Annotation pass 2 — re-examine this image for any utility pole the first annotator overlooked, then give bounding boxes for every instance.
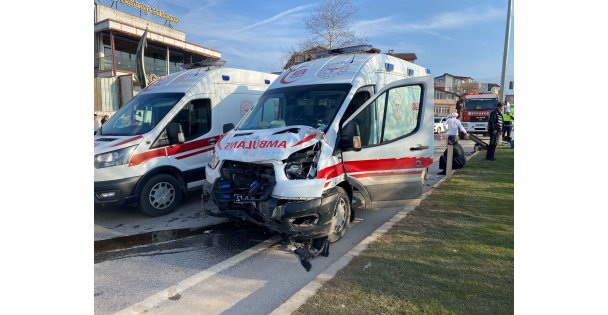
[499,0,513,103]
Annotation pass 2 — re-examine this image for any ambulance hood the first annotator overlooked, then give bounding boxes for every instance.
[216,126,323,162]
[94,135,144,154]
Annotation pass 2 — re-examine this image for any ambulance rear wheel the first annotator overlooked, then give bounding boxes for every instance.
[139,174,182,217]
[328,187,351,243]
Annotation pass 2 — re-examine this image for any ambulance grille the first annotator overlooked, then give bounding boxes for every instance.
[212,161,276,220]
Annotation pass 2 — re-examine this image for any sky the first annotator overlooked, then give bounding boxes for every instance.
[103,0,514,86]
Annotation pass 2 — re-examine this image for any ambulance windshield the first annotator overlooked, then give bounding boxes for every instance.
[239,84,351,132]
[464,98,498,110]
[99,92,185,136]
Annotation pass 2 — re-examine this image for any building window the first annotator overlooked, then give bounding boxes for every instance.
[169,50,184,74]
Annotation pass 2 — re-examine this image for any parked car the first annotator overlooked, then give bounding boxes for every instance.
[434,116,448,133]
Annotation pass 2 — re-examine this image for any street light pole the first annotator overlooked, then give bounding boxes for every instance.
[499,0,513,103]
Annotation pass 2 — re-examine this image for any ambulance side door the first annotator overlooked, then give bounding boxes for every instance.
[165,94,219,188]
[341,76,434,201]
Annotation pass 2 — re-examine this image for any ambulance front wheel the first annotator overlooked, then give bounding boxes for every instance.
[139,174,183,217]
[328,187,351,243]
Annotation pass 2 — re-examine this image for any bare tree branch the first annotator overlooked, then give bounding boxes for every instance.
[279,0,368,69]
[303,0,366,50]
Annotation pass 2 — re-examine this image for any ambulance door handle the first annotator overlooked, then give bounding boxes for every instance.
[410,145,429,151]
[209,139,217,146]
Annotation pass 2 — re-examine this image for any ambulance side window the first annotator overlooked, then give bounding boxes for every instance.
[341,91,371,125]
[381,85,422,142]
[347,92,385,147]
[170,99,212,141]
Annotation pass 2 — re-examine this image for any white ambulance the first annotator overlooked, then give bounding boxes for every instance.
[203,46,434,242]
[94,65,278,216]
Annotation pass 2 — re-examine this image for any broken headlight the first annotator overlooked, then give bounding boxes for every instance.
[284,143,320,180]
[209,150,220,169]
[285,162,317,179]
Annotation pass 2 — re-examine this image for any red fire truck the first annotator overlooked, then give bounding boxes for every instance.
[456,91,499,139]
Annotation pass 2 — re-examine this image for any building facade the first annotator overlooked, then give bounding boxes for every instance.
[93,2,221,116]
[433,88,458,116]
[434,73,481,95]
[480,83,501,95]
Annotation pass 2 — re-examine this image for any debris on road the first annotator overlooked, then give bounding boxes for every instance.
[286,237,330,272]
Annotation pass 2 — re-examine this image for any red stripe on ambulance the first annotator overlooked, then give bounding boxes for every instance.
[111,135,142,147]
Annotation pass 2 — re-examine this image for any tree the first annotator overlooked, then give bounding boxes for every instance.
[303,0,367,50]
[278,0,367,70]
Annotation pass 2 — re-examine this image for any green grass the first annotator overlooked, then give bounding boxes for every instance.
[295,148,514,315]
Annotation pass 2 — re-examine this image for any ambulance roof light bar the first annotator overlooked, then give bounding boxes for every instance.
[181,59,226,70]
[310,45,375,59]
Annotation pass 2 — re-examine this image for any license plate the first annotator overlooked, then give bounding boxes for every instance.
[234,194,255,203]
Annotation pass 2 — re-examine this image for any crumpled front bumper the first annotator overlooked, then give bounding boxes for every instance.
[203,180,339,240]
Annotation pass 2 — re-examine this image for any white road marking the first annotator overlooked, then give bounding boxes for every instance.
[113,235,282,315]
[146,275,268,315]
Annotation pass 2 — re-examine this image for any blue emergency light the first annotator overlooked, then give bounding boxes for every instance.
[407,68,415,76]
[385,63,394,71]
[425,68,431,74]
[265,79,271,84]
[222,75,230,81]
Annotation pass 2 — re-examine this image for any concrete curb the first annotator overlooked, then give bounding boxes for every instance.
[270,149,481,314]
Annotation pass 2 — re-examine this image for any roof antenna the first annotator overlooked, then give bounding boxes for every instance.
[350,54,356,63]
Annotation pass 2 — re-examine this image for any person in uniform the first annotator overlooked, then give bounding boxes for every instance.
[486,102,504,161]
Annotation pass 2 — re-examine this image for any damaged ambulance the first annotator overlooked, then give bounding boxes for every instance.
[203,45,434,242]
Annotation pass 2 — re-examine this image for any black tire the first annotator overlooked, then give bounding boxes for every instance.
[139,174,182,217]
[328,187,351,243]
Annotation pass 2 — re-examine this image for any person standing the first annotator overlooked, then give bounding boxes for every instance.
[502,103,514,141]
[446,112,467,143]
[486,102,504,161]
[94,114,101,131]
[101,114,109,125]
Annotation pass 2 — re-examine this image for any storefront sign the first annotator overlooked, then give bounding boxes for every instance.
[120,0,180,24]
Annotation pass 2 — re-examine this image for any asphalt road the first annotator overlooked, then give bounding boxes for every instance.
[94,135,479,315]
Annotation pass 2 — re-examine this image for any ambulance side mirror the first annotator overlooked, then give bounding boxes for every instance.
[167,123,185,145]
[223,123,234,134]
[341,122,361,152]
